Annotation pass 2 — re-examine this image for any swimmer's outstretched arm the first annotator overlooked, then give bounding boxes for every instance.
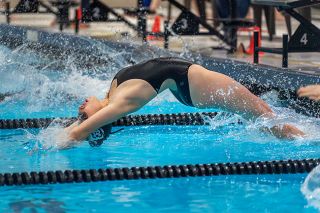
[66,101,139,145]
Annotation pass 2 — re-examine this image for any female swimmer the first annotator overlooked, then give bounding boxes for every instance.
[64,57,304,147]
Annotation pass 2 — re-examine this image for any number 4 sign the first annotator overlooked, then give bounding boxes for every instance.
[300,33,308,45]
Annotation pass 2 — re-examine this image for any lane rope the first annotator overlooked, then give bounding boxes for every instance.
[0,112,242,129]
[0,158,318,186]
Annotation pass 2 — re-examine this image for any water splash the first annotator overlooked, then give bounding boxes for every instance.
[24,118,71,152]
[301,165,320,210]
[204,112,242,130]
[0,42,189,117]
[205,91,320,143]
[0,44,117,113]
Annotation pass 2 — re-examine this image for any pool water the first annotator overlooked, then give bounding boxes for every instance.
[0,42,320,212]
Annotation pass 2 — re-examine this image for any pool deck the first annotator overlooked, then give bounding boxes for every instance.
[0,5,320,73]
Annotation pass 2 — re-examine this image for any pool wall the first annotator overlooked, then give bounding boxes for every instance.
[0,24,319,116]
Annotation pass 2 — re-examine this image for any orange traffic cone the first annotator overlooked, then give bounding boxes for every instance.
[147,15,162,41]
[246,26,264,55]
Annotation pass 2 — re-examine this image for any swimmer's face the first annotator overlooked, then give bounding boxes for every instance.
[78,96,103,119]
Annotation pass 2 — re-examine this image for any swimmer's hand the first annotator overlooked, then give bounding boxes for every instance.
[55,121,83,149]
[55,132,75,149]
[56,130,83,149]
[263,124,305,140]
[297,85,320,101]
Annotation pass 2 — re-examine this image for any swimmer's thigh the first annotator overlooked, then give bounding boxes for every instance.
[188,65,272,119]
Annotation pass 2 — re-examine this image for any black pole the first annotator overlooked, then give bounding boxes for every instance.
[229,0,238,53]
[282,34,289,68]
[168,1,172,21]
[137,0,147,43]
[59,22,63,31]
[5,1,10,24]
[253,31,259,64]
[142,16,147,43]
[164,20,169,49]
[75,9,79,34]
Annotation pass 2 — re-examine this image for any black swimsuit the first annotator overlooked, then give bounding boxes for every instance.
[113,57,194,106]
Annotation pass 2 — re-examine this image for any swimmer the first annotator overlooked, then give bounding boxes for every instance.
[298,85,320,101]
[64,57,304,148]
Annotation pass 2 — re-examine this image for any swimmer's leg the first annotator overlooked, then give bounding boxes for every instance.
[187,65,304,139]
[188,65,273,120]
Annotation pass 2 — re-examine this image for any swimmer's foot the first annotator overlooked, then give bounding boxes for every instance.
[270,124,305,140]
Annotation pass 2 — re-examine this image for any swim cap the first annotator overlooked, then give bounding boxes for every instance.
[78,112,123,147]
[87,124,112,147]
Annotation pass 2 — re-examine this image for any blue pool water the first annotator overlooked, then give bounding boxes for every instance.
[0,42,320,212]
